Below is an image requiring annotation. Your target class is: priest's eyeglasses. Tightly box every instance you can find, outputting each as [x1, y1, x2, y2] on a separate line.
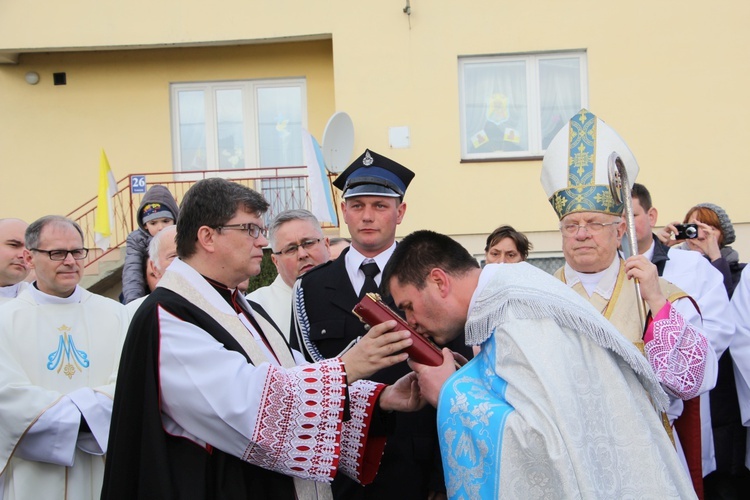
[273, 238, 322, 257]
[215, 222, 268, 239]
[30, 248, 89, 260]
[560, 221, 619, 237]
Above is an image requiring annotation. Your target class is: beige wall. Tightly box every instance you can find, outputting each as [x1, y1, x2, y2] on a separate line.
[1, 1, 749, 259]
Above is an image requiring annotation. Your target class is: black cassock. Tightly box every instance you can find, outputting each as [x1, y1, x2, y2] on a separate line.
[293, 248, 474, 499]
[102, 288, 296, 500]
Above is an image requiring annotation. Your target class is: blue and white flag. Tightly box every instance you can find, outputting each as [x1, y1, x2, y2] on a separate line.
[302, 129, 337, 223]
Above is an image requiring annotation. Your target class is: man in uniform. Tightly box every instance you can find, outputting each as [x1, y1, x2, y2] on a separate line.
[294, 149, 467, 498]
[540, 109, 718, 494]
[247, 209, 330, 341]
[0, 216, 129, 500]
[0, 218, 30, 303]
[102, 178, 424, 500]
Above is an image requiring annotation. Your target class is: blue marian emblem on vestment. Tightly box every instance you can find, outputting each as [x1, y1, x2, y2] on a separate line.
[47, 324, 89, 379]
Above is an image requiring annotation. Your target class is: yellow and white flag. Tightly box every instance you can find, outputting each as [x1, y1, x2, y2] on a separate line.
[94, 149, 118, 250]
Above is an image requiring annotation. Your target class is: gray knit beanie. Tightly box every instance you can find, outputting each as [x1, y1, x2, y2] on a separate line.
[695, 202, 735, 245]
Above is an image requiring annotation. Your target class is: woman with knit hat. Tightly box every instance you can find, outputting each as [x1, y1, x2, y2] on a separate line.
[661, 203, 750, 499]
[658, 202, 745, 297]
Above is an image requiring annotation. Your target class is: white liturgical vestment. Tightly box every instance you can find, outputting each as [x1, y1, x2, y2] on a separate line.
[645, 241, 734, 475]
[247, 274, 293, 341]
[0, 282, 27, 304]
[729, 266, 750, 468]
[0, 285, 129, 500]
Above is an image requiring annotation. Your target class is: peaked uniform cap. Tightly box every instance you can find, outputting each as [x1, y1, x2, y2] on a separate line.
[333, 149, 415, 199]
[541, 109, 639, 220]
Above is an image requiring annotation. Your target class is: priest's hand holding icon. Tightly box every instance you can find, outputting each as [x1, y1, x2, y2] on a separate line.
[340, 319, 412, 383]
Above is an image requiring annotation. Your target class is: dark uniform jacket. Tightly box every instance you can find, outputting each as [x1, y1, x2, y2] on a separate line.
[293, 247, 473, 499]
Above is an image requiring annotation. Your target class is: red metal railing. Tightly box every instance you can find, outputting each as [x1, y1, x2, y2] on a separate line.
[66, 167, 341, 268]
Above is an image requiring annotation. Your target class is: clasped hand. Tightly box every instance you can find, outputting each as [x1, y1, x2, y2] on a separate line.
[341, 320, 412, 383]
[408, 348, 462, 408]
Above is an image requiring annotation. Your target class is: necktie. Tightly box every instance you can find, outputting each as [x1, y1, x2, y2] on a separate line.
[231, 289, 279, 363]
[359, 261, 380, 298]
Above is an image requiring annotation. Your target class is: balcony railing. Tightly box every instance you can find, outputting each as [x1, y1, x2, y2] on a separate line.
[66, 166, 340, 268]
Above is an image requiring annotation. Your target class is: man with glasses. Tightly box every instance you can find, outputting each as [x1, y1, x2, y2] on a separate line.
[0, 215, 129, 500]
[247, 209, 330, 342]
[541, 109, 716, 495]
[103, 178, 424, 500]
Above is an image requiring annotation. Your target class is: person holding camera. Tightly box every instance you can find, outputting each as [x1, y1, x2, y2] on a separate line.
[660, 203, 750, 499]
[657, 202, 745, 298]
[631, 185, 746, 495]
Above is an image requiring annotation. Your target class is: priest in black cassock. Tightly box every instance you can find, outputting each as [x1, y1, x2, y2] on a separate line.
[102, 178, 424, 500]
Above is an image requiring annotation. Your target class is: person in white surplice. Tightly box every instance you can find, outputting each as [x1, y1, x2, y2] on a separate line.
[728, 266, 750, 484]
[0, 215, 130, 500]
[102, 178, 424, 500]
[247, 209, 331, 341]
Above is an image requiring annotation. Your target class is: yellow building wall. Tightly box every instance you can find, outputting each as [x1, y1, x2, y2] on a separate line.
[1, 1, 749, 258]
[0, 40, 335, 220]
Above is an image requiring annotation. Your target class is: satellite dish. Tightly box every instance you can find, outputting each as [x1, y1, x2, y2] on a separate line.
[322, 112, 355, 173]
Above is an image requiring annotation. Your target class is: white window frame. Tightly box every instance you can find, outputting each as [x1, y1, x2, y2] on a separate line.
[170, 78, 308, 175]
[458, 51, 588, 161]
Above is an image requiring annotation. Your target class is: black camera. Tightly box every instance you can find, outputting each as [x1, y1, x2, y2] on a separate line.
[674, 223, 698, 240]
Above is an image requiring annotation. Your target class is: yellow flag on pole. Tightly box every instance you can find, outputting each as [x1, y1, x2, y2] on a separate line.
[94, 149, 118, 250]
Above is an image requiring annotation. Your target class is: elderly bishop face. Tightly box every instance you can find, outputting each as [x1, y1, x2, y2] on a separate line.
[560, 212, 626, 273]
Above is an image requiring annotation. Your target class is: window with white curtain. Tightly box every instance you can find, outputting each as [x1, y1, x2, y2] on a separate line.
[170, 79, 307, 173]
[459, 51, 587, 161]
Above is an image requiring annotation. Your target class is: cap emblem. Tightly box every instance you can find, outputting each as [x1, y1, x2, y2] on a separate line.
[363, 151, 374, 166]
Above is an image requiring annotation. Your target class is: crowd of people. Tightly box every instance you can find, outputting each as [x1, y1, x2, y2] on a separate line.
[0, 108, 749, 500]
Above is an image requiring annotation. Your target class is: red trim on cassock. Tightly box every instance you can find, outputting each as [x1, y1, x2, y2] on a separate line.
[355, 384, 387, 485]
[674, 397, 704, 499]
[245, 360, 347, 481]
[338, 380, 388, 484]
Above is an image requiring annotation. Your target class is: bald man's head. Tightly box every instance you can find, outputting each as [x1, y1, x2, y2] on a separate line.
[0, 219, 29, 287]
